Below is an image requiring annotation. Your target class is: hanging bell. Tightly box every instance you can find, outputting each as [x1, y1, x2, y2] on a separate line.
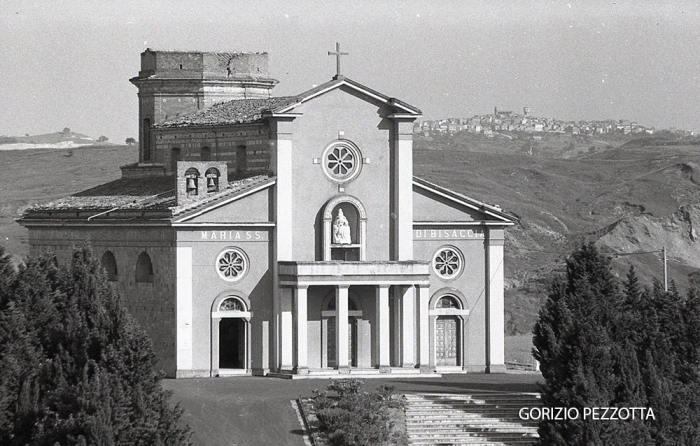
[186, 177, 196, 191]
[207, 176, 216, 191]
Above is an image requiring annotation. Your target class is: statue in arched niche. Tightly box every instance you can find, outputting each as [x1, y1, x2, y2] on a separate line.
[333, 209, 352, 244]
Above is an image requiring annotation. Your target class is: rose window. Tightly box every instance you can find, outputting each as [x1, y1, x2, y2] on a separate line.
[322, 141, 362, 182]
[216, 248, 248, 282]
[327, 147, 355, 175]
[433, 247, 464, 280]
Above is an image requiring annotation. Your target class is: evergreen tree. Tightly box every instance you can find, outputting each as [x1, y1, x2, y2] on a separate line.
[0, 247, 191, 445]
[534, 244, 700, 445]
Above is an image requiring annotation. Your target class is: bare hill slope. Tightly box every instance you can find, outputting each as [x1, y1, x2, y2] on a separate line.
[415, 135, 700, 334]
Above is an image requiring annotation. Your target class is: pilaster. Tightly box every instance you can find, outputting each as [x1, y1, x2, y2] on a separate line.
[176, 247, 193, 376]
[486, 228, 506, 373]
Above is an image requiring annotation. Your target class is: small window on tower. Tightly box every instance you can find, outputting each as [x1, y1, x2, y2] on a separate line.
[185, 168, 200, 196]
[205, 167, 221, 193]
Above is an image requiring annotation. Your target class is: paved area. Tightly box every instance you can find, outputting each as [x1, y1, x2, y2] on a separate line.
[162, 373, 542, 446]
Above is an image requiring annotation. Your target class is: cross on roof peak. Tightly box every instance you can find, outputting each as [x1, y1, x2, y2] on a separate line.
[328, 42, 349, 79]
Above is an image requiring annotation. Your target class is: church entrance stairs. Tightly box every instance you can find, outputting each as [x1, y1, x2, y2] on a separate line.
[404, 392, 541, 445]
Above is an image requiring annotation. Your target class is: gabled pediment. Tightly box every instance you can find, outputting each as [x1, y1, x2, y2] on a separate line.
[172, 177, 275, 224]
[265, 76, 422, 117]
[413, 177, 514, 225]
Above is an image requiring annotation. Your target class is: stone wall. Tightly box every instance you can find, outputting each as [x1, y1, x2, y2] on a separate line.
[154, 124, 271, 175]
[27, 225, 179, 376]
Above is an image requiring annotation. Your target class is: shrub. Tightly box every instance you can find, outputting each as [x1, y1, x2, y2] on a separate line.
[313, 379, 406, 446]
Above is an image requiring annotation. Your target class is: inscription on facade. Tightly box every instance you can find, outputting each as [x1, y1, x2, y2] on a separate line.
[177, 230, 270, 241]
[201, 230, 267, 241]
[414, 229, 485, 240]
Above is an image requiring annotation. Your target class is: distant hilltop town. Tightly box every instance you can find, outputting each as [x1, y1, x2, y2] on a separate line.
[415, 107, 695, 138]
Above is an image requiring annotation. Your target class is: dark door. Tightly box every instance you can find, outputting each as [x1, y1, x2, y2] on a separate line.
[219, 318, 245, 369]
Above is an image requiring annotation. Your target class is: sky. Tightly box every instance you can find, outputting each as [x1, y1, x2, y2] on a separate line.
[1, 0, 700, 143]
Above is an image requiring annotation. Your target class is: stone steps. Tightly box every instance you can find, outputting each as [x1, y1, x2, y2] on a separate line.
[404, 392, 542, 445]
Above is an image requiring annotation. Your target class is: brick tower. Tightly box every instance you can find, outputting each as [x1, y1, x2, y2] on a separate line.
[130, 49, 278, 164]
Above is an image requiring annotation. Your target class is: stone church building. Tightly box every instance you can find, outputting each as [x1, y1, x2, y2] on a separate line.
[19, 49, 514, 378]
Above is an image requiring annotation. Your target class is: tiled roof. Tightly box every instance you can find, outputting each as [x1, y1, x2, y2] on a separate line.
[24, 175, 274, 217]
[154, 76, 422, 130]
[25, 176, 176, 211]
[155, 97, 299, 128]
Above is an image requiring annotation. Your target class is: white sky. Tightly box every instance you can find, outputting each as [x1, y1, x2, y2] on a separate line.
[1, 0, 699, 142]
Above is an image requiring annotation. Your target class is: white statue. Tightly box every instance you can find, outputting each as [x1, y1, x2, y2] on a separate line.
[333, 209, 352, 244]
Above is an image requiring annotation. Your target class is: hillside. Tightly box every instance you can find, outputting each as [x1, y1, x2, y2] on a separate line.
[2, 134, 699, 342]
[0, 145, 137, 258]
[0, 130, 116, 150]
[415, 133, 700, 335]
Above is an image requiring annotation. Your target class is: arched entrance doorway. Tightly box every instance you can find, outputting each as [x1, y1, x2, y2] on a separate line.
[212, 296, 250, 375]
[432, 295, 466, 369]
[219, 318, 246, 369]
[436, 316, 460, 366]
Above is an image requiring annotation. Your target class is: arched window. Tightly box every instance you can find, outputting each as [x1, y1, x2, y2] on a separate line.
[201, 146, 211, 161]
[135, 252, 154, 283]
[101, 251, 118, 282]
[436, 295, 460, 309]
[170, 147, 181, 174]
[219, 297, 246, 312]
[205, 167, 221, 193]
[143, 118, 151, 162]
[185, 167, 200, 196]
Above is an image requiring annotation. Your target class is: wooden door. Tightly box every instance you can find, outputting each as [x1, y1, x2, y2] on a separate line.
[436, 317, 459, 366]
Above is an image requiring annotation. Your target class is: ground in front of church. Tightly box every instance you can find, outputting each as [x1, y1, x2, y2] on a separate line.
[163, 373, 542, 446]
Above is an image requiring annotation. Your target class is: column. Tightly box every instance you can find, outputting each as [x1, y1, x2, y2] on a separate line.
[375, 285, 391, 371]
[401, 285, 415, 367]
[335, 285, 349, 370]
[280, 287, 293, 370]
[293, 286, 308, 374]
[486, 228, 506, 373]
[417, 285, 431, 372]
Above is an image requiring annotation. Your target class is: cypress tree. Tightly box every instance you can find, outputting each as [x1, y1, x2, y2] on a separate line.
[0, 246, 191, 445]
[535, 244, 700, 445]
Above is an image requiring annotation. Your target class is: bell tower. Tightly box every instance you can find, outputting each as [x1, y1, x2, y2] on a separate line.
[130, 49, 278, 164]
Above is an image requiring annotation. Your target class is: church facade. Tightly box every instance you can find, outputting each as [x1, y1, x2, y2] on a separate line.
[19, 49, 514, 378]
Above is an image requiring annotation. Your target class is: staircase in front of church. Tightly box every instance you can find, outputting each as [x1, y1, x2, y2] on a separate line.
[404, 392, 541, 445]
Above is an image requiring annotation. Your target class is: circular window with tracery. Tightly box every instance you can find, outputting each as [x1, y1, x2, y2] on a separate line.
[433, 246, 464, 280]
[322, 140, 362, 183]
[216, 248, 249, 282]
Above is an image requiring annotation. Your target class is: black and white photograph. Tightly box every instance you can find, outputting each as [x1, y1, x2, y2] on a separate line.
[1, 1, 699, 445]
